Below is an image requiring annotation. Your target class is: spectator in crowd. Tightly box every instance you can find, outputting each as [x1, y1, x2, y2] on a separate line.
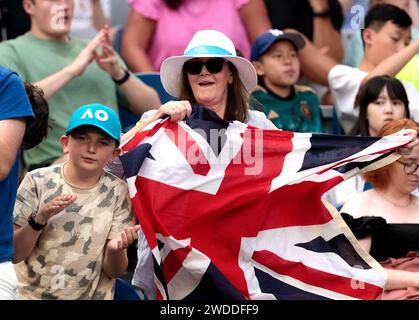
[13, 104, 140, 300]
[330, 4, 419, 132]
[121, 29, 277, 298]
[118, 29, 418, 299]
[121, 0, 271, 72]
[264, 0, 344, 62]
[250, 29, 325, 133]
[21, 82, 50, 151]
[323, 75, 413, 207]
[0, 67, 48, 299]
[0, 0, 160, 172]
[341, 0, 419, 70]
[341, 118, 419, 300]
[291, 4, 419, 133]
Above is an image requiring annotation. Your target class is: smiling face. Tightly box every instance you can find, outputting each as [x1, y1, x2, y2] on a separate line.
[23, 0, 74, 41]
[185, 58, 232, 118]
[60, 126, 119, 176]
[367, 86, 407, 136]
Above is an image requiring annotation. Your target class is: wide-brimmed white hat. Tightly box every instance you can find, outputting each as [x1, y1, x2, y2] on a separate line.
[160, 30, 257, 98]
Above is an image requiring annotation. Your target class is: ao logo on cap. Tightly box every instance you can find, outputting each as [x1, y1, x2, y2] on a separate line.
[81, 108, 109, 122]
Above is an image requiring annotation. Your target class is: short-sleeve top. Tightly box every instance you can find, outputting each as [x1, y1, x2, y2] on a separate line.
[13, 164, 135, 300]
[129, 0, 252, 70]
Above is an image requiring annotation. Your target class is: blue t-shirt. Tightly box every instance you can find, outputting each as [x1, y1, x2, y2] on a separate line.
[0, 66, 34, 263]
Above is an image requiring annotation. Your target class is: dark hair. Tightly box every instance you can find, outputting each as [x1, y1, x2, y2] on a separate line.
[178, 62, 249, 123]
[163, 0, 183, 10]
[22, 83, 50, 150]
[350, 75, 410, 136]
[361, 4, 412, 45]
[363, 118, 419, 189]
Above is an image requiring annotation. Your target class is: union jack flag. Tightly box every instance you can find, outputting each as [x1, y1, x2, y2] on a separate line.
[120, 107, 410, 300]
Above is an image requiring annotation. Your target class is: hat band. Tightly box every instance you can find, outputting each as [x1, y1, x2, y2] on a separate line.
[185, 45, 233, 57]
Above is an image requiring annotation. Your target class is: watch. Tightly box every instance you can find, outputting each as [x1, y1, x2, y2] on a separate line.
[27, 214, 47, 231]
[112, 67, 131, 85]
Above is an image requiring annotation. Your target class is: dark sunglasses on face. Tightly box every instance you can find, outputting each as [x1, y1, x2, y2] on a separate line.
[184, 58, 226, 75]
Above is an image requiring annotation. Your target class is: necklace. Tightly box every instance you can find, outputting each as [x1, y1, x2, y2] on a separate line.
[379, 192, 413, 208]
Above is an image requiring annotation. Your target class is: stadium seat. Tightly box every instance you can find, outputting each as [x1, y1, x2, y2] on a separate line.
[114, 277, 141, 300]
[119, 72, 176, 132]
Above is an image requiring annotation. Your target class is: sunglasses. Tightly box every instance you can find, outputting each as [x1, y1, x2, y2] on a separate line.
[184, 58, 227, 75]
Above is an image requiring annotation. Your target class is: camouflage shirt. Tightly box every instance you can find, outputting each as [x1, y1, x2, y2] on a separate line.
[13, 164, 135, 300]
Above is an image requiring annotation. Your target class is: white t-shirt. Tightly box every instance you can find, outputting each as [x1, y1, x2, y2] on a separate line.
[328, 65, 419, 133]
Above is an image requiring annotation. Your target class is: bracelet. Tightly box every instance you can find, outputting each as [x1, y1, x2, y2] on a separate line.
[112, 67, 130, 85]
[313, 9, 330, 18]
[135, 120, 146, 131]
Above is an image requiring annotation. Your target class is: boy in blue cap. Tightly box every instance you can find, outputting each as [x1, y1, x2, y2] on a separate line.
[13, 103, 140, 300]
[250, 29, 325, 133]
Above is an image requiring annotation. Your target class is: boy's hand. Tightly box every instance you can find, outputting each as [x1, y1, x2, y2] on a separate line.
[107, 225, 141, 252]
[36, 195, 77, 225]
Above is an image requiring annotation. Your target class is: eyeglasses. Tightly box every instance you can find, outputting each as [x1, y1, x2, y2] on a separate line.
[184, 58, 226, 75]
[397, 160, 419, 174]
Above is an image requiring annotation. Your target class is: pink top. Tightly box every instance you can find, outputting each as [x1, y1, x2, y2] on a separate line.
[129, 0, 251, 71]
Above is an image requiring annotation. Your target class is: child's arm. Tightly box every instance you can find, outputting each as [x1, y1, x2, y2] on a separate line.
[102, 225, 141, 279]
[13, 195, 76, 263]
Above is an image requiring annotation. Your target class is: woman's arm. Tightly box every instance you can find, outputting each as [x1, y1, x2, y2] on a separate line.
[239, 0, 271, 42]
[121, 9, 156, 72]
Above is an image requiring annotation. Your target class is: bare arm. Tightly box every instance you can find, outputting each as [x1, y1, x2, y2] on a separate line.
[102, 225, 140, 279]
[384, 269, 419, 290]
[309, 0, 344, 62]
[0, 119, 26, 180]
[90, 0, 110, 31]
[13, 195, 76, 263]
[354, 234, 419, 291]
[361, 39, 419, 86]
[338, 0, 354, 14]
[117, 76, 161, 114]
[286, 28, 338, 85]
[239, 0, 272, 42]
[13, 224, 44, 263]
[121, 9, 156, 72]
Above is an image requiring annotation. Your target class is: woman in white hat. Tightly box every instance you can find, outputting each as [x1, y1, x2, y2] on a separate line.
[131, 29, 277, 131]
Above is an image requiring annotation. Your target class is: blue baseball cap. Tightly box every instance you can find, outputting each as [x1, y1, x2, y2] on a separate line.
[250, 29, 305, 61]
[66, 104, 121, 145]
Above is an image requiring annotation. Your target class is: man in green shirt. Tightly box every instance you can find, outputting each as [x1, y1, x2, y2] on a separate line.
[0, 0, 160, 170]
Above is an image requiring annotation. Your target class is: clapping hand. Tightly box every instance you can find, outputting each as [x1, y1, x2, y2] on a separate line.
[106, 225, 141, 252]
[35, 195, 77, 225]
[95, 25, 124, 79]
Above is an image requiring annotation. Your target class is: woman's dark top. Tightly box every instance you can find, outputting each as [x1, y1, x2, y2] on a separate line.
[341, 213, 419, 262]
